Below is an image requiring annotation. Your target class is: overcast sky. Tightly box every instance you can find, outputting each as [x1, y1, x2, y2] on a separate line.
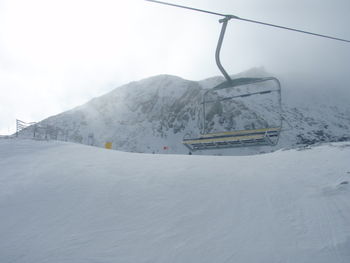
[1, 0, 349, 134]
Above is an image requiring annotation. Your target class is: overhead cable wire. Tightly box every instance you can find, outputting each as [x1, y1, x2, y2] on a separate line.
[145, 0, 232, 17]
[234, 17, 350, 43]
[145, 0, 350, 43]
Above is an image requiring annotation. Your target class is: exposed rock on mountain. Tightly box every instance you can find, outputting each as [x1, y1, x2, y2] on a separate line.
[19, 70, 350, 155]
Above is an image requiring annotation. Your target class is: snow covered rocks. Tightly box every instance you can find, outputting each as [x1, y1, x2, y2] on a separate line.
[16, 72, 350, 155]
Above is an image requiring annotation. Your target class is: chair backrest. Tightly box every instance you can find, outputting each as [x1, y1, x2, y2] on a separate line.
[202, 77, 282, 137]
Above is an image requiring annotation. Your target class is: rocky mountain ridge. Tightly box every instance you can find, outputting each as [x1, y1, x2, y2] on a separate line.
[18, 71, 350, 155]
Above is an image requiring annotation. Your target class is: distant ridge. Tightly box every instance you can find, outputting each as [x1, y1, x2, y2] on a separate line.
[18, 69, 350, 155]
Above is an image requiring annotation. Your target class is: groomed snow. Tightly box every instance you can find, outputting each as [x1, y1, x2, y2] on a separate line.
[0, 139, 350, 263]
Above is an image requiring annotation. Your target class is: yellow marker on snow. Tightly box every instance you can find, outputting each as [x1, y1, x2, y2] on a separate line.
[105, 142, 112, 149]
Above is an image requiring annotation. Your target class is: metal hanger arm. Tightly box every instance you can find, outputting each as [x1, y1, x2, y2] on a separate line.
[215, 17, 232, 83]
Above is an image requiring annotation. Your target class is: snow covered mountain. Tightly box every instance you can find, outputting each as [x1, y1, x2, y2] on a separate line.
[18, 69, 350, 154]
[1, 139, 350, 262]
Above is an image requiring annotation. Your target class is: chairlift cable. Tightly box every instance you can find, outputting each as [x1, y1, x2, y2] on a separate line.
[145, 0, 231, 17]
[145, 0, 350, 43]
[236, 17, 350, 43]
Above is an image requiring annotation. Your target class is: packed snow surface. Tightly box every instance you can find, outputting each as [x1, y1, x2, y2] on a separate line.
[1, 139, 350, 263]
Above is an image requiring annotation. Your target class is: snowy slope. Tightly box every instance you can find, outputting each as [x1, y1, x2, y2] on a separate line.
[1, 138, 350, 263]
[17, 70, 350, 155]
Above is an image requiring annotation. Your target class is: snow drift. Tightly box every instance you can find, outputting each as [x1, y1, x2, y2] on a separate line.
[1, 138, 350, 262]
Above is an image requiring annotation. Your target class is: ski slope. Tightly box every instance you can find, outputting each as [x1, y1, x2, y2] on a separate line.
[0, 139, 350, 263]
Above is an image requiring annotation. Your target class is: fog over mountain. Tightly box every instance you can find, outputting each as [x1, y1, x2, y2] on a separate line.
[18, 68, 350, 155]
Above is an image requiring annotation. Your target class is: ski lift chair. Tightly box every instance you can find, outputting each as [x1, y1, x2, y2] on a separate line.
[182, 16, 282, 151]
